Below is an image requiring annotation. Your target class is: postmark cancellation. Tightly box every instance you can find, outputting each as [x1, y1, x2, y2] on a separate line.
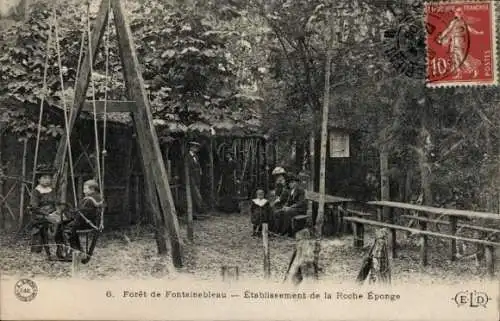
[425, 1, 498, 87]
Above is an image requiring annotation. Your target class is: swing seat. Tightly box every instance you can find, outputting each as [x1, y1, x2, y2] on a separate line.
[75, 227, 100, 264]
[76, 228, 95, 234]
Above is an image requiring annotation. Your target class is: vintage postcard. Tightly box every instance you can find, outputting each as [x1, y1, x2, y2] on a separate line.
[0, 0, 499, 320]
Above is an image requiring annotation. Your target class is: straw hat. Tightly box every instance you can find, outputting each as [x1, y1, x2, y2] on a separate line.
[272, 166, 286, 176]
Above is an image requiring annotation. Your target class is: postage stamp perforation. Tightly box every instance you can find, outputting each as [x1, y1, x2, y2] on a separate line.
[424, 0, 498, 87]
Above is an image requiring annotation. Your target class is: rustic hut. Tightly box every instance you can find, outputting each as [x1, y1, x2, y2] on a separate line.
[155, 115, 271, 215]
[0, 99, 137, 230]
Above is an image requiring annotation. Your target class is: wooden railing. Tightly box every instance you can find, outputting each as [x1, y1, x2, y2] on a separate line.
[304, 191, 499, 277]
[340, 200, 500, 278]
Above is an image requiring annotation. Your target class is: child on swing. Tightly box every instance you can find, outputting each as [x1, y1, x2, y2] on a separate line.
[69, 179, 104, 251]
[250, 189, 272, 236]
[29, 166, 60, 256]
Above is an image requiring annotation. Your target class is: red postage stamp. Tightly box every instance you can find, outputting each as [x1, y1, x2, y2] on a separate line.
[425, 1, 497, 87]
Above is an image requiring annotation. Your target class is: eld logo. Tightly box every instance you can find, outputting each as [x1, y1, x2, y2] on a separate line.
[452, 290, 491, 308]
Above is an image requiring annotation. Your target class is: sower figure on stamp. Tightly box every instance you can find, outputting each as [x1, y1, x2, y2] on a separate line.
[437, 7, 484, 79]
[187, 141, 206, 217]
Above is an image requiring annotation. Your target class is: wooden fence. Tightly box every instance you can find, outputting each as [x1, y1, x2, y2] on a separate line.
[307, 191, 500, 278]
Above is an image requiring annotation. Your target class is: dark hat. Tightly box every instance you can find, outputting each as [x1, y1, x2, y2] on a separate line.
[287, 173, 300, 182]
[36, 164, 55, 175]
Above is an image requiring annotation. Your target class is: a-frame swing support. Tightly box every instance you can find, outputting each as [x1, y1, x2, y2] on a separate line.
[52, 0, 183, 268]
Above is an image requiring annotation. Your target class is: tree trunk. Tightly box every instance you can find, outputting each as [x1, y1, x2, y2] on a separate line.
[417, 125, 432, 266]
[18, 138, 28, 230]
[0, 132, 4, 230]
[314, 22, 334, 237]
[484, 125, 493, 211]
[404, 169, 412, 203]
[380, 147, 390, 219]
[285, 229, 318, 284]
[184, 143, 194, 242]
[208, 138, 215, 209]
[307, 133, 315, 221]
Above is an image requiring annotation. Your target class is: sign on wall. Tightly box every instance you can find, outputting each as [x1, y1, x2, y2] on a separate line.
[329, 130, 350, 158]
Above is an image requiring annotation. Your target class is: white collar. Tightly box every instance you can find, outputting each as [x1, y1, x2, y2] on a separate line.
[35, 185, 52, 194]
[252, 198, 268, 206]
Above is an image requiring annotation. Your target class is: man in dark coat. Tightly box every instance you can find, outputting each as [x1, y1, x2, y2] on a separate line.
[275, 174, 307, 237]
[218, 152, 239, 212]
[187, 141, 205, 215]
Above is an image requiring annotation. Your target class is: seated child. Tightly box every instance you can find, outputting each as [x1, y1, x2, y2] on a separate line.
[69, 179, 105, 251]
[250, 189, 272, 236]
[29, 169, 58, 255]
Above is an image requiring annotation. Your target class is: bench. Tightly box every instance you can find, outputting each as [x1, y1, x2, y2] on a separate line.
[292, 215, 309, 234]
[343, 216, 500, 277]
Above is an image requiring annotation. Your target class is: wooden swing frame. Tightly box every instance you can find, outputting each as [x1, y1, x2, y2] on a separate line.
[51, 0, 183, 267]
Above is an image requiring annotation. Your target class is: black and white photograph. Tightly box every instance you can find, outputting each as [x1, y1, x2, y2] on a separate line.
[0, 0, 498, 320]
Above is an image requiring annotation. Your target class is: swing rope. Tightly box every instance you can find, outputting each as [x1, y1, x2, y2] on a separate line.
[53, 6, 79, 207]
[85, 0, 103, 193]
[31, 19, 54, 186]
[100, 0, 111, 198]
[86, 0, 109, 230]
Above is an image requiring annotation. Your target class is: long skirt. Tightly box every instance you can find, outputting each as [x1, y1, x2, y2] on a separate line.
[274, 208, 305, 236]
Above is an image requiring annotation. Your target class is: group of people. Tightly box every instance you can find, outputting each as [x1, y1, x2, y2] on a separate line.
[250, 167, 307, 238]
[29, 166, 104, 260]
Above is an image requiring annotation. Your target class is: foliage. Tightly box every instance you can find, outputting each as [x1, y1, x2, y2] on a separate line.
[0, 0, 261, 141]
[252, 0, 500, 210]
[1, 0, 499, 210]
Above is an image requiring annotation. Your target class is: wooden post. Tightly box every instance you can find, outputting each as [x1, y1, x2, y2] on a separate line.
[353, 222, 364, 248]
[263, 140, 269, 193]
[0, 132, 4, 230]
[18, 138, 28, 229]
[380, 148, 390, 221]
[77, 175, 83, 200]
[72, 251, 81, 277]
[53, 0, 110, 184]
[208, 138, 215, 209]
[449, 216, 457, 261]
[143, 164, 169, 254]
[112, 0, 182, 267]
[484, 245, 494, 278]
[387, 207, 396, 258]
[315, 19, 335, 238]
[184, 143, 194, 242]
[419, 219, 428, 266]
[307, 133, 315, 222]
[220, 266, 239, 281]
[262, 223, 270, 279]
[285, 229, 318, 284]
[134, 174, 140, 222]
[61, 163, 69, 207]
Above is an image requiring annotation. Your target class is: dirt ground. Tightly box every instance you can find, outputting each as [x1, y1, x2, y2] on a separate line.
[1, 212, 498, 283]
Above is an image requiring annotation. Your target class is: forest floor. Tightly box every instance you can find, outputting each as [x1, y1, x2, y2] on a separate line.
[1, 212, 498, 283]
